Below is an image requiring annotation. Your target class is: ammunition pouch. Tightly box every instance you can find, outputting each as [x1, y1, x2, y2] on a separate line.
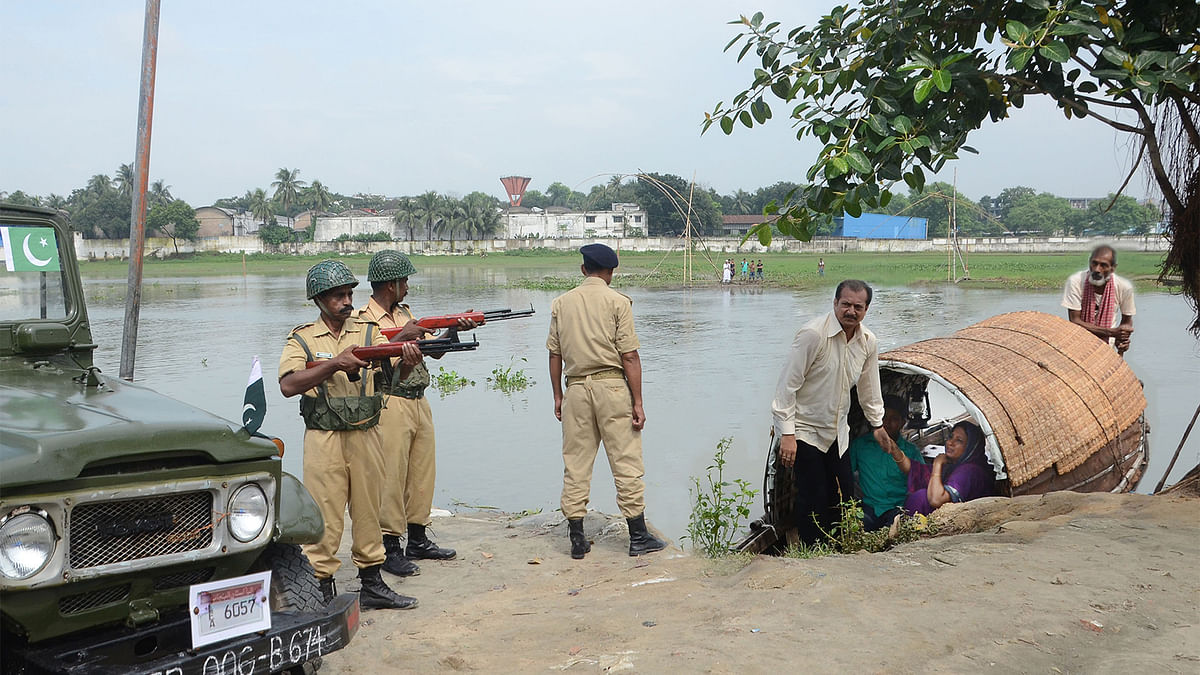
[299, 393, 383, 431]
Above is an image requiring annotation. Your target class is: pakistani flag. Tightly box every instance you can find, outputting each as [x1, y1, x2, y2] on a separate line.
[2, 226, 61, 272]
[242, 356, 266, 435]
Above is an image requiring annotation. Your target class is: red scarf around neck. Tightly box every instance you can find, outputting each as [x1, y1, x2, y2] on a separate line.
[1080, 271, 1117, 329]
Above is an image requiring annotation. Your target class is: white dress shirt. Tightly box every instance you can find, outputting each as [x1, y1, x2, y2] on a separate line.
[771, 311, 885, 456]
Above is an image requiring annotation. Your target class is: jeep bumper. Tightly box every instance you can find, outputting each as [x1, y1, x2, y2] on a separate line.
[12, 593, 359, 675]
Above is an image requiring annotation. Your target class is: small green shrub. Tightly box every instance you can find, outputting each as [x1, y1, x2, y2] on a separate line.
[784, 500, 939, 558]
[685, 438, 759, 558]
[431, 366, 474, 396]
[487, 357, 532, 393]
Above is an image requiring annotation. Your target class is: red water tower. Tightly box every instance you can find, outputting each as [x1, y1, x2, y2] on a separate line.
[500, 176, 532, 207]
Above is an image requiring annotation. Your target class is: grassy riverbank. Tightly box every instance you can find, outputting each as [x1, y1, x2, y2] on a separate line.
[78, 249, 1169, 291]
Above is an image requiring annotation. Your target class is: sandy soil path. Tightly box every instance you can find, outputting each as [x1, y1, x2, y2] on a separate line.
[318, 491, 1199, 673]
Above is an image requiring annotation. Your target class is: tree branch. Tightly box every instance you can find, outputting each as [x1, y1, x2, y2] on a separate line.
[1074, 94, 1137, 110]
[1125, 91, 1185, 214]
[1172, 96, 1200, 151]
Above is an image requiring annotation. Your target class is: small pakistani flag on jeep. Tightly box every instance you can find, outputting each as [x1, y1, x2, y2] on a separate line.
[1, 226, 61, 272]
[242, 356, 266, 435]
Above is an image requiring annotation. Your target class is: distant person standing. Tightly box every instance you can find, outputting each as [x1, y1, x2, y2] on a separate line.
[741, 258, 750, 280]
[547, 243, 667, 559]
[1061, 245, 1135, 354]
[722, 259, 733, 284]
[756, 259, 764, 281]
[818, 257, 825, 277]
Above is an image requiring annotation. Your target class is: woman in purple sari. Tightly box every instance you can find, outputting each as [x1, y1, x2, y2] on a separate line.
[902, 420, 994, 515]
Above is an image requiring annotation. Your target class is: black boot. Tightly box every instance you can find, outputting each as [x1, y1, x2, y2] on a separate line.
[406, 523, 456, 560]
[568, 518, 590, 560]
[627, 513, 667, 557]
[318, 576, 337, 604]
[382, 534, 421, 577]
[357, 564, 418, 610]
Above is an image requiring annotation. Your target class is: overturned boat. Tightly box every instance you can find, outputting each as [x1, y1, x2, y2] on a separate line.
[738, 311, 1149, 554]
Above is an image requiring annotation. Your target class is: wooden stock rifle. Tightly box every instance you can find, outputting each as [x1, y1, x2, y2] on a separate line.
[304, 335, 479, 371]
[380, 306, 535, 339]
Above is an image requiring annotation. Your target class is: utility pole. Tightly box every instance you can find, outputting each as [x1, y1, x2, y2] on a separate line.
[119, 0, 161, 381]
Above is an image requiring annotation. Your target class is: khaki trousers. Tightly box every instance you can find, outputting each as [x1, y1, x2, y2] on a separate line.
[301, 426, 386, 577]
[560, 376, 646, 519]
[378, 395, 437, 533]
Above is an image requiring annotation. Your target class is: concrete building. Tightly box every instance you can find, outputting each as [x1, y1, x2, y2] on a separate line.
[195, 207, 294, 237]
[502, 203, 646, 238]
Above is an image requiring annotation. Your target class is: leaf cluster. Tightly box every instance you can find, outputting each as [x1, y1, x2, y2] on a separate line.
[486, 357, 532, 393]
[705, 1, 1199, 246]
[431, 366, 474, 397]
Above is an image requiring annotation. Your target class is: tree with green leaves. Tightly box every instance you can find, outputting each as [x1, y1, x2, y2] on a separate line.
[147, 199, 200, 254]
[413, 191, 442, 241]
[1007, 191, 1076, 234]
[635, 172, 723, 236]
[86, 174, 112, 196]
[271, 168, 306, 215]
[114, 163, 135, 198]
[392, 198, 418, 241]
[249, 188, 274, 228]
[436, 195, 465, 250]
[461, 191, 502, 240]
[148, 180, 173, 207]
[305, 179, 332, 213]
[707, 1, 1198, 331]
[1084, 193, 1162, 233]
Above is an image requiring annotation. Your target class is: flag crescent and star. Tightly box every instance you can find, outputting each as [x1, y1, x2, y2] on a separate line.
[242, 356, 266, 435]
[2, 226, 61, 272]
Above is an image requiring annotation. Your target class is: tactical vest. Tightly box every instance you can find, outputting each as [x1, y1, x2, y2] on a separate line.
[290, 326, 383, 431]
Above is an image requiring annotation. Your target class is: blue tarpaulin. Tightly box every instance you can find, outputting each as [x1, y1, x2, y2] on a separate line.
[833, 213, 927, 239]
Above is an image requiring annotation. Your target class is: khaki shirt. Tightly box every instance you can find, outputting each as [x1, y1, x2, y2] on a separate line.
[278, 315, 386, 398]
[770, 311, 884, 456]
[546, 276, 639, 376]
[357, 297, 430, 388]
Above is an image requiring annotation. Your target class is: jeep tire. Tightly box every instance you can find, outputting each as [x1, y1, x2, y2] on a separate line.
[253, 543, 324, 674]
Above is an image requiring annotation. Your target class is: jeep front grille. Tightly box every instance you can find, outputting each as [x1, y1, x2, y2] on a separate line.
[154, 567, 215, 591]
[69, 492, 214, 569]
[59, 584, 131, 615]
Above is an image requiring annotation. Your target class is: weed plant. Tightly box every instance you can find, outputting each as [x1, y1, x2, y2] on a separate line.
[487, 357, 532, 393]
[685, 438, 759, 558]
[781, 500, 937, 558]
[431, 366, 474, 396]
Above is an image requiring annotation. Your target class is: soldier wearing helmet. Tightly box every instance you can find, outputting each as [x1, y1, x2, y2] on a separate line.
[358, 250, 474, 575]
[279, 259, 422, 610]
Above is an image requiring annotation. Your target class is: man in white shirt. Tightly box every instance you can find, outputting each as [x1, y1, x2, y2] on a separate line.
[771, 280, 898, 545]
[1061, 245, 1135, 354]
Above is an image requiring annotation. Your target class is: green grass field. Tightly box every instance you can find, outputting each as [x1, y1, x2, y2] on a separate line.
[78, 248, 1169, 292]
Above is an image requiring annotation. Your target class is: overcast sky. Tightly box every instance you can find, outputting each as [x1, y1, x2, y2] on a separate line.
[2, 1, 1153, 208]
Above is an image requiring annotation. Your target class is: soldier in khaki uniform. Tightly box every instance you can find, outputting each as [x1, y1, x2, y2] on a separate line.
[357, 251, 466, 578]
[547, 244, 667, 559]
[278, 260, 420, 610]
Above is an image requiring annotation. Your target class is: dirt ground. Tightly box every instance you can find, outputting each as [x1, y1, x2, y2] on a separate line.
[319, 491, 1199, 674]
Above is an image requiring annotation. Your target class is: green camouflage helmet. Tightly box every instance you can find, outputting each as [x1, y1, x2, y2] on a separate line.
[306, 259, 359, 299]
[367, 250, 417, 282]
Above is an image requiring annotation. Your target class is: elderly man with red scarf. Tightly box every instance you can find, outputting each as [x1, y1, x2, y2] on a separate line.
[1061, 245, 1136, 354]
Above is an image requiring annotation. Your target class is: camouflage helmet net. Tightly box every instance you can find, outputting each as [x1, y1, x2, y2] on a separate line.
[367, 250, 417, 282]
[306, 259, 359, 299]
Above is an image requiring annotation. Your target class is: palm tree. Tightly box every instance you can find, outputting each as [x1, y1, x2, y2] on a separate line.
[45, 193, 67, 209]
[392, 198, 418, 241]
[249, 188, 274, 227]
[271, 168, 306, 215]
[114, 163, 135, 197]
[462, 192, 501, 240]
[86, 174, 112, 196]
[412, 191, 441, 242]
[435, 197, 465, 251]
[305, 179, 332, 213]
[731, 189, 753, 215]
[148, 180, 173, 207]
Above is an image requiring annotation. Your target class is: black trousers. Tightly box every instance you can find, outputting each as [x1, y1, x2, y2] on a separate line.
[791, 439, 852, 546]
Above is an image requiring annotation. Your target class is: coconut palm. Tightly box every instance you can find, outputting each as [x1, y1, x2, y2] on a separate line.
[86, 174, 112, 196]
[114, 163, 135, 197]
[45, 194, 68, 209]
[249, 188, 274, 227]
[436, 197, 466, 251]
[305, 179, 332, 213]
[271, 168, 306, 215]
[392, 198, 418, 241]
[462, 192, 501, 240]
[412, 191, 441, 242]
[148, 180, 173, 207]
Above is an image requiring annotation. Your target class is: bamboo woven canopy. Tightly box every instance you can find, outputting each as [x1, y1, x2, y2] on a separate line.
[879, 311, 1146, 489]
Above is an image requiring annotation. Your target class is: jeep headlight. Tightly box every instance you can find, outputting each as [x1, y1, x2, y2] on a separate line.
[0, 510, 56, 580]
[228, 484, 269, 542]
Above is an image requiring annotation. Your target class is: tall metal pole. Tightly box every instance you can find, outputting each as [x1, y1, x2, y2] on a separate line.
[119, 0, 161, 381]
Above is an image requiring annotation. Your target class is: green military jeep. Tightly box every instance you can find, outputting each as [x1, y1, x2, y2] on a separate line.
[0, 204, 358, 674]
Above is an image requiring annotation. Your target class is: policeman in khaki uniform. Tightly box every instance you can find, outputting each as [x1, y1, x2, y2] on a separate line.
[278, 260, 420, 610]
[547, 244, 667, 559]
[357, 251, 466, 578]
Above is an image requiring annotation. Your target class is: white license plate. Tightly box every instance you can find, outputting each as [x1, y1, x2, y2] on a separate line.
[189, 570, 273, 648]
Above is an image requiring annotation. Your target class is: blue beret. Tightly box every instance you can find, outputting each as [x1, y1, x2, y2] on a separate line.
[580, 243, 619, 269]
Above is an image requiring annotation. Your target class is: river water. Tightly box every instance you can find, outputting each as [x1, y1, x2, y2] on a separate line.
[82, 267, 1199, 542]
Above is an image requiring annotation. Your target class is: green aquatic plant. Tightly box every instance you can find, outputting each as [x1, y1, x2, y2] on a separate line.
[487, 358, 532, 393]
[431, 366, 474, 396]
[784, 500, 939, 558]
[685, 437, 759, 558]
